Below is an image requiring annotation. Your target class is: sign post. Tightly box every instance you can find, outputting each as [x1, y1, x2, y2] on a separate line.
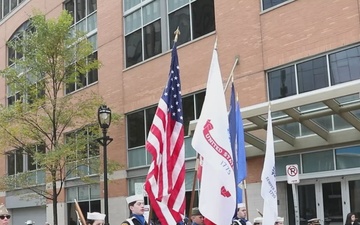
[286, 164, 300, 225]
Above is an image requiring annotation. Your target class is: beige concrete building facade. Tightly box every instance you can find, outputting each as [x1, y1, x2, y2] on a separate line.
[1, 0, 360, 225]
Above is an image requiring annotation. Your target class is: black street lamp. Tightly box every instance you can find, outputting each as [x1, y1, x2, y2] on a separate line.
[97, 105, 113, 225]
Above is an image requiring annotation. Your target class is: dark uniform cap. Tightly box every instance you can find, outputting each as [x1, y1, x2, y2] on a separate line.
[192, 207, 202, 216]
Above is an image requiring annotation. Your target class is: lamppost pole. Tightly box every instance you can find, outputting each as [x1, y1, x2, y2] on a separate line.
[97, 105, 113, 225]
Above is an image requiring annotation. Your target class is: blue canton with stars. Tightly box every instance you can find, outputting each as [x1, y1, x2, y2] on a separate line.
[162, 44, 183, 123]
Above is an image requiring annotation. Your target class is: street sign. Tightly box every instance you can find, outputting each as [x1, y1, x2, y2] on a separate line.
[286, 164, 300, 184]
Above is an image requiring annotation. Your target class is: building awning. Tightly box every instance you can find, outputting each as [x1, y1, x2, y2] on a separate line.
[189, 80, 360, 157]
[242, 80, 360, 157]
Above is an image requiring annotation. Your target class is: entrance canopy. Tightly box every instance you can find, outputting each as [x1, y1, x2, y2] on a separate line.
[242, 80, 360, 157]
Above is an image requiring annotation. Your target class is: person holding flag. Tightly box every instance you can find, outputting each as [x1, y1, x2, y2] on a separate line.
[232, 203, 252, 225]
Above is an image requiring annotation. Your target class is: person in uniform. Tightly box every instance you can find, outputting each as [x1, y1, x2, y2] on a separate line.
[253, 217, 263, 225]
[25, 220, 35, 225]
[190, 208, 204, 225]
[87, 212, 106, 225]
[275, 217, 284, 225]
[0, 204, 11, 225]
[121, 195, 147, 225]
[308, 218, 321, 225]
[232, 203, 252, 225]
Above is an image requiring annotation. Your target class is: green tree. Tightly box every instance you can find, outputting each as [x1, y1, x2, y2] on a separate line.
[0, 11, 118, 225]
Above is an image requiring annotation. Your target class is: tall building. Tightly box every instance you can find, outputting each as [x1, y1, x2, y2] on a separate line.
[0, 0, 360, 225]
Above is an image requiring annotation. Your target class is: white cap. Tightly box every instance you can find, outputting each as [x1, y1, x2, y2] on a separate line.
[126, 194, 144, 204]
[237, 203, 246, 208]
[25, 220, 35, 225]
[254, 217, 263, 223]
[87, 212, 106, 221]
[276, 217, 284, 222]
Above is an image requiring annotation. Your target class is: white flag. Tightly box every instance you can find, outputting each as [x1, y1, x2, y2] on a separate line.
[261, 108, 278, 225]
[191, 44, 236, 225]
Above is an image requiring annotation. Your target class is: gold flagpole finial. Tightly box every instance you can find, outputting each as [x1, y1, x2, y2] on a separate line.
[174, 27, 181, 43]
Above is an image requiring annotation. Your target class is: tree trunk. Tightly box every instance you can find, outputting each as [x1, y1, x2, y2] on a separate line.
[52, 171, 58, 225]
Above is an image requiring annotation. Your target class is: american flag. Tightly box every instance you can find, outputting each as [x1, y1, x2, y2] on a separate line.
[145, 43, 185, 224]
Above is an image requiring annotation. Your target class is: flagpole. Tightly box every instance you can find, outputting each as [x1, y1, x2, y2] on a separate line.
[189, 153, 200, 218]
[223, 56, 239, 92]
[243, 180, 249, 219]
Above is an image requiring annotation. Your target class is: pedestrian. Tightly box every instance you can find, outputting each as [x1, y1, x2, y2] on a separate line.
[232, 203, 252, 225]
[87, 212, 106, 225]
[275, 217, 284, 225]
[121, 195, 147, 225]
[308, 218, 321, 225]
[190, 208, 204, 225]
[0, 204, 11, 225]
[253, 217, 263, 225]
[345, 213, 359, 225]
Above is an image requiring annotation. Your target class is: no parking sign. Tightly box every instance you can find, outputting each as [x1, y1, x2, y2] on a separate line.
[286, 164, 300, 184]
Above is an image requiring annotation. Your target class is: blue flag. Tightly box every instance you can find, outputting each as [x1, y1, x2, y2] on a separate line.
[229, 83, 247, 205]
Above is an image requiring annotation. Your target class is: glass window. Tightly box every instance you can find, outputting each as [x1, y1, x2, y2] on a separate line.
[329, 46, 360, 85]
[297, 56, 328, 94]
[1, 0, 26, 21]
[168, 6, 191, 47]
[67, 186, 100, 225]
[191, 0, 215, 40]
[302, 150, 334, 173]
[65, 126, 100, 178]
[7, 152, 15, 175]
[336, 146, 360, 170]
[127, 111, 145, 148]
[65, 0, 97, 33]
[124, 0, 215, 68]
[262, 0, 289, 10]
[127, 91, 205, 168]
[275, 155, 300, 176]
[144, 20, 162, 60]
[268, 66, 297, 100]
[125, 29, 142, 68]
[65, 47, 98, 94]
[183, 95, 195, 136]
[128, 148, 146, 168]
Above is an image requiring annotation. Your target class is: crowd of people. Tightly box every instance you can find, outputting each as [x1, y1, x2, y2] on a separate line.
[1, 198, 359, 225]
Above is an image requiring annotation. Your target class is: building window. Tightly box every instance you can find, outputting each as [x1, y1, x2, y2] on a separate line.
[66, 126, 99, 179]
[65, 49, 98, 94]
[0, 0, 26, 21]
[6, 144, 46, 187]
[64, 0, 98, 94]
[329, 46, 360, 85]
[126, 91, 205, 168]
[67, 184, 100, 225]
[262, 0, 289, 11]
[268, 45, 360, 101]
[124, 0, 215, 68]
[64, 0, 97, 34]
[6, 21, 38, 107]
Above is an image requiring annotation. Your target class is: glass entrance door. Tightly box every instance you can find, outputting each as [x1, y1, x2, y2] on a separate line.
[297, 179, 345, 225]
[322, 182, 343, 225]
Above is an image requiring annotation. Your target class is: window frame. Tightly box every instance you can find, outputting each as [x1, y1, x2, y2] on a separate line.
[123, 0, 215, 68]
[126, 90, 205, 168]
